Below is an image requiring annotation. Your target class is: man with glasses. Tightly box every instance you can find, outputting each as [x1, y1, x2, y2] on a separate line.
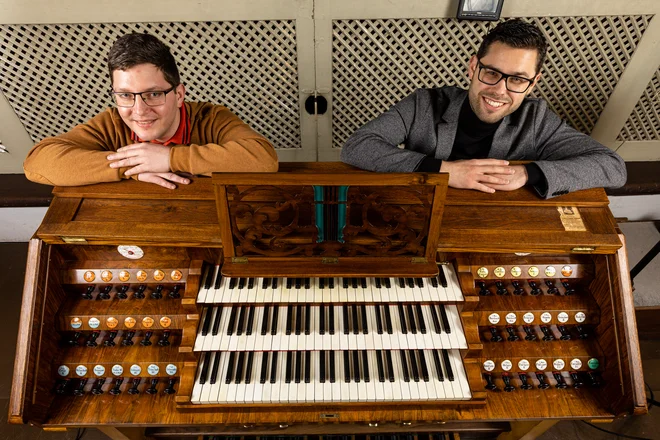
[24, 33, 278, 189]
[341, 19, 626, 197]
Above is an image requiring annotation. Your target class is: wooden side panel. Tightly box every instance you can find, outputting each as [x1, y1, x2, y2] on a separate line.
[9, 239, 52, 424]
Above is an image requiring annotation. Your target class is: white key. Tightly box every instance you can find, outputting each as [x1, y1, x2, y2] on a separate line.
[391, 351, 405, 401]
[391, 305, 406, 350]
[338, 278, 349, 303]
[287, 352, 298, 403]
[210, 269, 227, 303]
[271, 352, 283, 403]
[246, 278, 258, 303]
[304, 278, 315, 304]
[380, 351, 394, 401]
[202, 307, 219, 351]
[447, 305, 467, 349]
[295, 352, 307, 402]
[227, 352, 240, 403]
[366, 350, 379, 401]
[403, 351, 420, 401]
[449, 349, 471, 399]
[260, 306, 274, 352]
[356, 351, 368, 401]
[444, 264, 464, 301]
[354, 278, 366, 303]
[429, 349, 446, 400]
[347, 306, 358, 351]
[419, 350, 438, 400]
[319, 351, 331, 402]
[438, 350, 455, 399]
[260, 352, 272, 403]
[356, 306, 367, 351]
[194, 307, 210, 351]
[271, 278, 282, 303]
[196, 265, 215, 303]
[411, 279, 423, 303]
[368, 278, 381, 303]
[329, 278, 340, 303]
[393, 278, 408, 302]
[280, 278, 293, 304]
[262, 278, 274, 303]
[216, 351, 232, 403]
[420, 306, 437, 349]
[190, 352, 209, 403]
[338, 351, 350, 402]
[365, 306, 379, 350]
[255, 277, 266, 304]
[247, 352, 260, 403]
[413, 350, 429, 400]
[271, 306, 284, 352]
[419, 277, 432, 302]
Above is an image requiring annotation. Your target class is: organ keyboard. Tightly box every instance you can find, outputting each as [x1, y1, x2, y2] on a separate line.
[10, 163, 646, 440]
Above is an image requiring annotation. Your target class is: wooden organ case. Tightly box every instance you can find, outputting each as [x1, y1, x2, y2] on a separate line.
[10, 163, 646, 439]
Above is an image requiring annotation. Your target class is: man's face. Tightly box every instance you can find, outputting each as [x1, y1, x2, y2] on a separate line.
[467, 41, 541, 124]
[112, 63, 185, 142]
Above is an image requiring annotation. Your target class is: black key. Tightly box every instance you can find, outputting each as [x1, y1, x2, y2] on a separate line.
[375, 277, 382, 288]
[262, 277, 270, 289]
[286, 305, 294, 335]
[245, 352, 254, 384]
[384, 306, 393, 334]
[352, 305, 359, 335]
[211, 306, 223, 336]
[400, 351, 410, 382]
[199, 351, 212, 385]
[385, 351, 395, 382]
[227, 306, 238, 336]
[261, 304, 270, 336]
[329, 305, 335, 335]
[342, 305, 350, 335]
[213, 270, 224, 289]
[415, 304, 426, 334]
[361, 305, 369, 334]
[225, 352, 236, 384]
[438, 266, 448, 288]
[272, 277, 278, 289]
[201, 307, 214, 336]
[398, 304, 408, 334]
[229, 277, 237, 289]
[238, 277, 246, 289]
[406, 278, 415, 288]
[362, 351, 370, 383]
[286, 278, 293, 289]
[260, 352, 269, 384]
[305, 351, 311, 383]
[210, 352, 221, 385]
[269, 352, 278, 384]
[329, 350, 336, 383]
[418, 350, 430, 382]
[352, 350, 361, 383]
[406, 304, 417, 334]
[247, 277, 255, 289]
[432, 350, 444, 381]
[319, 278, 325, 289]
[409, 350, 420, 382]
[246, 306, 255, 336]
[271, 306, 279, 335]
[285, 351, 293, 383]
[320, 304, 326, 335]
[295, 351, 302, 384]
[384, 278, 391, 289]
[235, 352, 245, 384]
[360, 277, 367, 288]
[203, 264, 214, 290]
[375, 304, 383, 334]
[295, 305, 303, 336]
[415, 278, 424, 288]
[398, 277, 405, 288]
[320, 350, 326, 383]
[236, 306, 247, 336]
[328, 278, 335, 289]
[442, 349, 454, 381]
[295, 277, 302, 289]
[376, 350, 385, 382]
[439, 305, 452, 333]
[351, 277, 358, 289]
[430, 276, 438, 288]
[305, 278, 311, 290]
[343, 351, 351, 383]
[430, 304, 442, 334]
[305, 304, 311, 335]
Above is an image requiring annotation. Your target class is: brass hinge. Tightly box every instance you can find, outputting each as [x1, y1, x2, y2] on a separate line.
[321, 257, 338, 264]
[411, 257, 428, 263]
[231, 257, 248, 263]
[571, 247, 596, 253]
[60, 236, 87, 244]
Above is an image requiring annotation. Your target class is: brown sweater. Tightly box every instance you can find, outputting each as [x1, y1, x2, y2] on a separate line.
[23, 102, 278, 186]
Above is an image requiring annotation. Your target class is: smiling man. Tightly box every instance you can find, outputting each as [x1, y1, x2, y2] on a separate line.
[24, 33, 278, 189]
[340, 19, 626, 198]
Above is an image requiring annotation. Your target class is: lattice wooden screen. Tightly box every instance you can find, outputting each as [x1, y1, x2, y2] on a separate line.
[332, 16, 653, 149]
[0, 21, 300, 149]
[618, 69, 660, 141]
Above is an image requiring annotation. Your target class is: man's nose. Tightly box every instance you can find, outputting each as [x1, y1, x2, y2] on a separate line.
[133, 95, 150, 113]
[491, 77, 508, 94]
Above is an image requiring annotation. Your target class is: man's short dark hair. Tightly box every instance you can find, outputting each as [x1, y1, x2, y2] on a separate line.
[107, 33, 181, 87]
[476, 19, 548, 74]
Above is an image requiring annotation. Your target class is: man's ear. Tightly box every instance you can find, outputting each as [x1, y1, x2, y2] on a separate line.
[175, 84, 186, 107]
[467, 55, 478, 80]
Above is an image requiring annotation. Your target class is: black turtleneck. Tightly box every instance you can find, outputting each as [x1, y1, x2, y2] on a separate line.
[415, 98, 543, 188]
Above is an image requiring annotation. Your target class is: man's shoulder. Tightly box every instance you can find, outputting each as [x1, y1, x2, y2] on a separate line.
[185, 101, 235, 119]
[410, 86, 466, 102]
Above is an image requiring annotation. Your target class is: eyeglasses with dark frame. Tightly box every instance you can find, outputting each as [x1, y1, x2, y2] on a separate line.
[476, 61, 536, 93]
[111, 86, 177, 108]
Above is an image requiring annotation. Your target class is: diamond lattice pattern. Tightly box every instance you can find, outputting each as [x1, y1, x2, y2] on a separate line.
[0, 21, 300, 149]
[618, 69, 660, 141]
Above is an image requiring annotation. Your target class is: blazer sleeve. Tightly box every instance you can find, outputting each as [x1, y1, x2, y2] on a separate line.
[169, 105, 278, 175]
[340, 90, 431, 172]
[23, 110, 129, 186]
[531, 103, 627, 198]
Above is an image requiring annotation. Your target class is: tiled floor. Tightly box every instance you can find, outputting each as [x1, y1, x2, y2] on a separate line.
[1, 222, 658, 440]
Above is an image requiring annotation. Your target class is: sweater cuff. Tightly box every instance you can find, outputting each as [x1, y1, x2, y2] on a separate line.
[525, 162, 548, 193]
[416, 157, 443, 172]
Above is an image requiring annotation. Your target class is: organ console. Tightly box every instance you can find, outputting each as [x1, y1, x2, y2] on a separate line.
[9, 163, 646, 439]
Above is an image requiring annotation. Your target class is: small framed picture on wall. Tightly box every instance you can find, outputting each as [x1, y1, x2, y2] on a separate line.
[457, 0, 504, 21]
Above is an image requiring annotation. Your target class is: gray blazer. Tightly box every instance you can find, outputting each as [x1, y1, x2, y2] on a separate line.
[341, 87, 627, 198]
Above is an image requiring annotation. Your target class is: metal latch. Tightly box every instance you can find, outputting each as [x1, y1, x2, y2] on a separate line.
[61, 236, 87, 244]
[231, 257, 248, 263]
